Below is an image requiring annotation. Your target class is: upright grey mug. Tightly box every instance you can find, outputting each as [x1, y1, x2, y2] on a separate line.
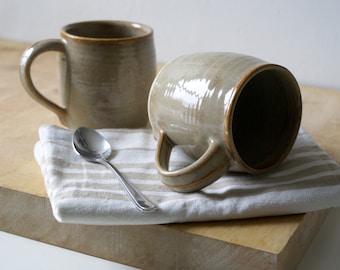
[20, 20, 156, 129]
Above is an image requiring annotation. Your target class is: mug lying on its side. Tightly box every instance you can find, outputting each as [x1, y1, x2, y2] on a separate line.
[148, 52, 302, 192]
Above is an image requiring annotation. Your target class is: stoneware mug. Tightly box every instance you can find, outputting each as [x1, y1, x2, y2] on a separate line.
[20, 20, 156, 129]
[148, 52, 302, 192]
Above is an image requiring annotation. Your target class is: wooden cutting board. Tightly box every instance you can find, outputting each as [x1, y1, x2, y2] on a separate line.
[1, 39, 339, 270]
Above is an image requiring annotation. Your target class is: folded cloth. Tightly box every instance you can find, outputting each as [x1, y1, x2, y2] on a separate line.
[34, 125, 340, 225]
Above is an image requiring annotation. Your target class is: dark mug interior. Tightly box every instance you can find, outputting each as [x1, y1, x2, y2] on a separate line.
[229, 65, 302, 173]
[62, 21, 152, 40]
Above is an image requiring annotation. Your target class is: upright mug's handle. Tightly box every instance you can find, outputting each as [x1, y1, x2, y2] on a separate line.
[20, 39, 67, 123]
[156, 130, 230, 192]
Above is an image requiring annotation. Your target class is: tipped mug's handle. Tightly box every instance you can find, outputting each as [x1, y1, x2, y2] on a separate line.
[155, 130, 230, 192]
[20, 39, 67, 123]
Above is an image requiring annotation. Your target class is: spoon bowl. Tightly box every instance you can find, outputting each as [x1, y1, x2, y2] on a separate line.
[73, 127, 157, 212]
[73, 128, 112, 160]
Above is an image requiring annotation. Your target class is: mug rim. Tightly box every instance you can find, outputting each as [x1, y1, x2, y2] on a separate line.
[225, 63, 302, 174]
[60, 20, 153, 43]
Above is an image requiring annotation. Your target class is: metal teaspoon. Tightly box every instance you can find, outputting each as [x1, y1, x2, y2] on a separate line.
[72, 127, 157, 212]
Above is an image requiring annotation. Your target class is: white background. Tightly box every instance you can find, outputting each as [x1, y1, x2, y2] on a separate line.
[1, 0, 340, 89]
[1, 1, 339, 269]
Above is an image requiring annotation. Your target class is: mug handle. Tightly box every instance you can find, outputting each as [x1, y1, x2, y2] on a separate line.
[156, 130, 230, 192]
[20, 39, 67, 122]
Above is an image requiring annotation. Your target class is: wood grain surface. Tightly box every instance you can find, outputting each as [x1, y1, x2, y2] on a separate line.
[1, 39, 339, 270]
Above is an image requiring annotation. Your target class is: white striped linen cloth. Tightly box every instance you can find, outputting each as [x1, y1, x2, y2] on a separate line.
[34, 125, 340, 225]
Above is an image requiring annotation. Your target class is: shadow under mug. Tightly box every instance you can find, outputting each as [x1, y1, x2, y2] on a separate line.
[20, 20, 156, 129]
[148, 52, 302, 192]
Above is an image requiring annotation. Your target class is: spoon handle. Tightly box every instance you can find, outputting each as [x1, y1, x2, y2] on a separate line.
[98, 159, 157, 212]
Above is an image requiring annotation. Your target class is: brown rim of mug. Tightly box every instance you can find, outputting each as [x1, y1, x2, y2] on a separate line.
[60, 20, 153, 43]
[224, 63, 302, 174]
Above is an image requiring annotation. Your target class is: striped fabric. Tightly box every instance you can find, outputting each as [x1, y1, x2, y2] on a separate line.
[34, 125, 340, 225]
